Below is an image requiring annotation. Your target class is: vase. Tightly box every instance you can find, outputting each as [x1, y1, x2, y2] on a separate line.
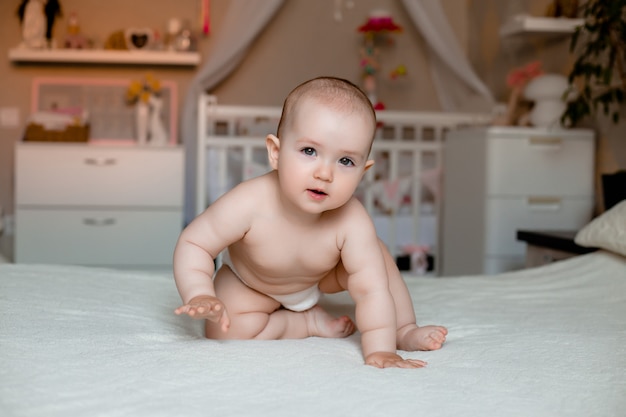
[147, 95, 168, 146]
[135, 101, 149, 145]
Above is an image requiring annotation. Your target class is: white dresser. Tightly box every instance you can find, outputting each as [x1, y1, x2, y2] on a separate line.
[15, 143, 184, 268]
[440, 127, 594, 276]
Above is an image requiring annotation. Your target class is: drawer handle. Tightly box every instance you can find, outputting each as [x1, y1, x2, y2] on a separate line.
[527, 196, 562, 211]
[528, 137, 562, 147]
[84, 157, 117, 166]
[83, 218, 116, 226]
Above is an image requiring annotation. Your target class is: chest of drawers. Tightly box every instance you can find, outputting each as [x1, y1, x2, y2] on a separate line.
[440, 127, 594, 275]
[15, 143, 184, 268]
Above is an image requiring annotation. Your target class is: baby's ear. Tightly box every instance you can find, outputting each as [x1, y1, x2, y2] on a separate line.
[266, 134, 280, 170]
[364, 159, 375, 172]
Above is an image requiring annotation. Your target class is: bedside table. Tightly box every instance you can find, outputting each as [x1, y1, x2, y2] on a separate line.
[516, 230, 596, 268]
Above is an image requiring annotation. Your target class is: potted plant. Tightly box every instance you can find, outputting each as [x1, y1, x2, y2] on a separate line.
[562, 0, 625, 126]
[562, 0, 626, 209]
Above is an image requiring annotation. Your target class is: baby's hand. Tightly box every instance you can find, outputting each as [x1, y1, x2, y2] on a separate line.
[174, 295, 230, 332]
[365, 351, 427, 369]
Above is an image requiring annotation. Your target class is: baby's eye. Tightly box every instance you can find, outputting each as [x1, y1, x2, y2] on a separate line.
[301, 147, 316, 156]
[339, 157, 355, 167]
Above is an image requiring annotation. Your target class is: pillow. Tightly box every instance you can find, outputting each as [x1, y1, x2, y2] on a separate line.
[575, 200, 626, 257]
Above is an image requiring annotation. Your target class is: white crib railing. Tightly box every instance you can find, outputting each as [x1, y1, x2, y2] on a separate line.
[196, 93, 491, 272]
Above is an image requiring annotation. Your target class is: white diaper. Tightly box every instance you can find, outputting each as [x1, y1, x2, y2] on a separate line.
[267, 286, 322, 312]
[220, 249, 322, 312]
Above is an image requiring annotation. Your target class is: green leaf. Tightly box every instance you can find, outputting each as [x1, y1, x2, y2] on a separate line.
[564, 0, 625, 126]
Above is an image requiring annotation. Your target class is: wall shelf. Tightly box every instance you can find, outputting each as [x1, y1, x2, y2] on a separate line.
[8, 48, 200, 66]
[500, 16, 584, 38]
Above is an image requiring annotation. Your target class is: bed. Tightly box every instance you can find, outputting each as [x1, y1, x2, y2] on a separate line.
[195, 94, 492, 272]
[2, 201, 626, 417]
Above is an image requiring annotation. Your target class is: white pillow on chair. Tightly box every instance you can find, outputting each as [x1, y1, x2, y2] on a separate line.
[575, 200, 626, 257]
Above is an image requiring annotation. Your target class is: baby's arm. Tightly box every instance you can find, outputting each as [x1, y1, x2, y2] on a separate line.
[174, 295, 229, 332]
[340, 205, 423, 368]
[173, 183, 253, 332]
[173, 217, 230, 331]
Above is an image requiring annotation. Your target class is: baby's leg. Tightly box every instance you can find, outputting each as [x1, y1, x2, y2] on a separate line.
[206, 267, 354, 340]
[254, 305, 355, 340]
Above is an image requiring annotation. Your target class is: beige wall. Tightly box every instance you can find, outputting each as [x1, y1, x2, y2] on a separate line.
[468, 0, 577, 103]
[207, 0, 466, 109]
[1, 0, 622, 224]
[0, 0, 466, 219]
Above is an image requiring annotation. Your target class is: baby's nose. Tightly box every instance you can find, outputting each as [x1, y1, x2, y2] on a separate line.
[314, 162, 334, 182]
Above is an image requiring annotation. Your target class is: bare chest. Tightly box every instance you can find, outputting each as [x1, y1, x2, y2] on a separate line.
[236, 218, 342, 279]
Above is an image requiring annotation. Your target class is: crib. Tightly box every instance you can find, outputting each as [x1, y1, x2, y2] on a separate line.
[195, 93, 491, 273]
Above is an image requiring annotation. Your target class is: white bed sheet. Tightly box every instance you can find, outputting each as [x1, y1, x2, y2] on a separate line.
[1, 252, 625, 417]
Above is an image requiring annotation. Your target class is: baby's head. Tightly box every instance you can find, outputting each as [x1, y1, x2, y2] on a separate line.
[276, 76, 377, 148]
[266, 77, 377, 213]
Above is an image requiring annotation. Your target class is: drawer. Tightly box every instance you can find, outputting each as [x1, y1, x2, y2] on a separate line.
[484, 197, 594, 256]
[15, 145, 183, 207]
[15, 208, 182, 266]
[486, 134, 594, 196]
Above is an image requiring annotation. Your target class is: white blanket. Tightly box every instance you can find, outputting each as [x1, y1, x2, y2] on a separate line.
[1, 252, 625, 417]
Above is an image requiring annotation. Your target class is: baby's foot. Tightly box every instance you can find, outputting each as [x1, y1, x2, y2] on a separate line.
[397, 324, 448, 351]
[305, 306, 355, 338]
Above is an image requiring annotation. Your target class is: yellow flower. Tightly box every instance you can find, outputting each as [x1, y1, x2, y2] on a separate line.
[150, 79, 161, 93]
[126, 74, 162, 105]
[140, 91, 151, 103]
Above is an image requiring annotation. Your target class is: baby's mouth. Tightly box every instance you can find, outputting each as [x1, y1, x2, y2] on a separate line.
[308, 188, 327, 196]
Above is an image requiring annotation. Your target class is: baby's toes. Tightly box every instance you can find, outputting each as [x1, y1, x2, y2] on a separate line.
[429, 333, 447, 348]
[340, 316, 356, 336]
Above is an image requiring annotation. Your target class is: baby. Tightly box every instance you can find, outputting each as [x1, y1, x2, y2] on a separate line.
[174, 76, 447, 368]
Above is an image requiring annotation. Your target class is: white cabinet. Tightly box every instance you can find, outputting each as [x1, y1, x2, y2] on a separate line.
[15, 143, 184, 268]
[440, 127, 594, 276]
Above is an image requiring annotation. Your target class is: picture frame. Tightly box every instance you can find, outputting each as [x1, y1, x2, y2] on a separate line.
[31, 77, 178, 145]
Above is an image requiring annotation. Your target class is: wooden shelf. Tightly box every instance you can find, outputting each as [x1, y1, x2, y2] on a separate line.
[8, 48, 200, 66]
[500, 16, 584, 37]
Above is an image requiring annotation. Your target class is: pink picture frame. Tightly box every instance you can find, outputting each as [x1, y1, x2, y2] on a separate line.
[31, 76, 178, 145]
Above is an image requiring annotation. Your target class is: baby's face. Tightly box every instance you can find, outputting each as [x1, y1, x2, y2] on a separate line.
[276, 97, 375, 214]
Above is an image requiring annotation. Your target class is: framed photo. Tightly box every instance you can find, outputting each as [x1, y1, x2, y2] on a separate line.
[31, 77, 178, 145]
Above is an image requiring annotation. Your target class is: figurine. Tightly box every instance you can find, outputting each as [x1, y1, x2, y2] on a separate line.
[63, 12, 89, 49]
[17, 0, 46, 48]
[17, 0, 62, 48]
[44, 0, 62, 42]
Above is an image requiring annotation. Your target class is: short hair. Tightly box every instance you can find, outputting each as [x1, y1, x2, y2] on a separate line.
[276, 76, 377, 140]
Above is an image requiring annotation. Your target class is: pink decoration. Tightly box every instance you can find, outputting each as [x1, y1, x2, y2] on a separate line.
[202, 0, 210, 35]
[357, 11, 404, 109]
[358, 16, 403, 33]
[506, 61, 544, 89]
[373, 102, 386, 110]
[493, 61, 545, 126]
[401, 244, 430, 275]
